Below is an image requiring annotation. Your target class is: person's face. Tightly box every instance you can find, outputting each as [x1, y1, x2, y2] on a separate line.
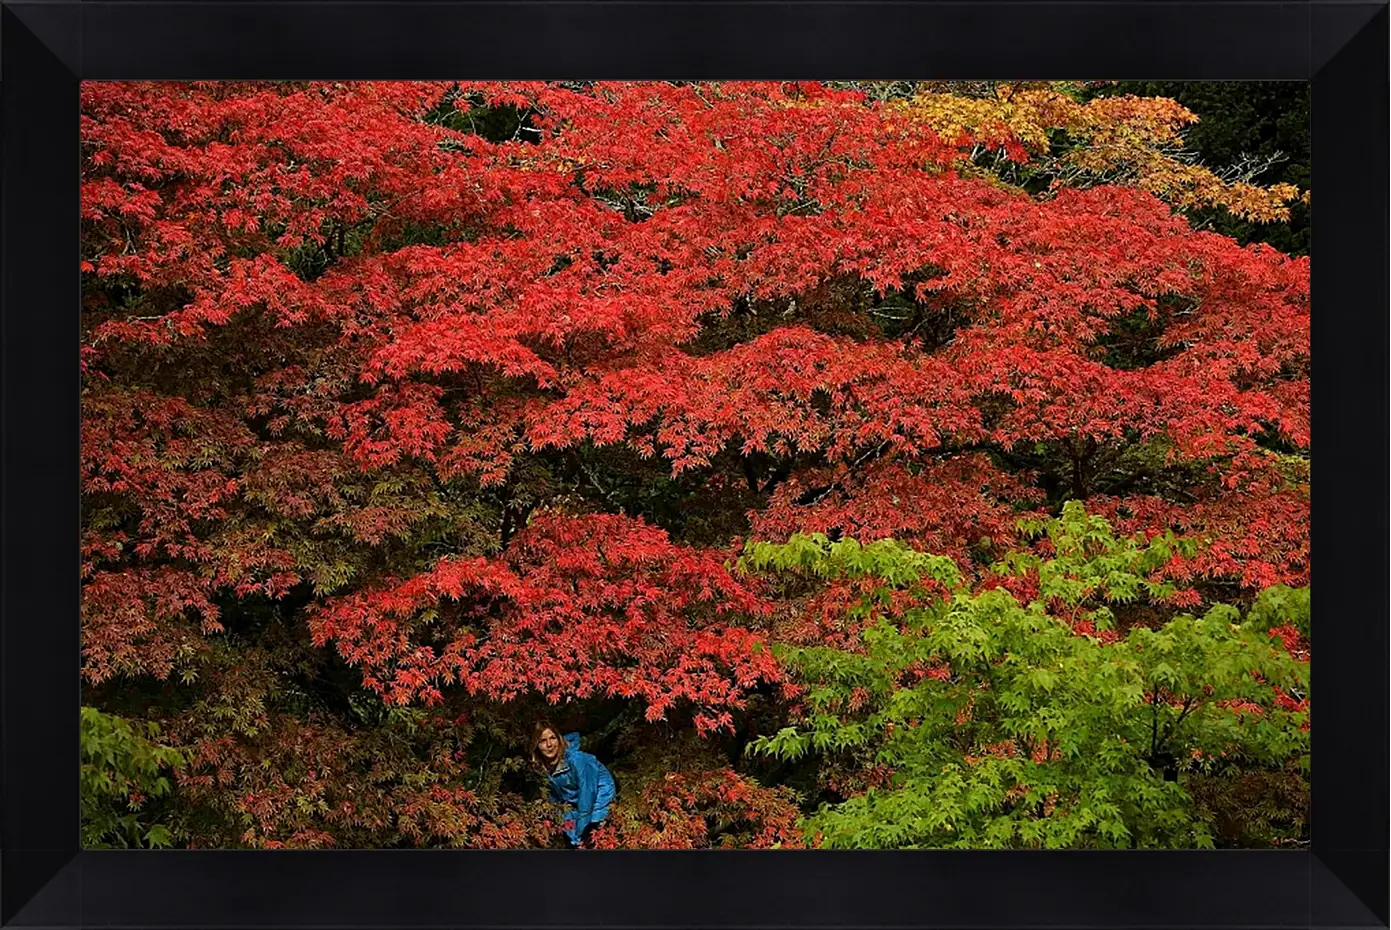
[538, 729, 561, 762]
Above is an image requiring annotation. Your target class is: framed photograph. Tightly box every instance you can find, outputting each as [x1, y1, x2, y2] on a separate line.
[3, 2, 1386, 927]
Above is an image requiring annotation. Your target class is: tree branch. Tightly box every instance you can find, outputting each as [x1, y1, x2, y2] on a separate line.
[1098, 468, 1154, 498]
[1159, 694, 1199, 748]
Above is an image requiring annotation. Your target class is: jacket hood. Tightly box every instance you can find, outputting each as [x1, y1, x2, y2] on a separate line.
[564, 732, 581, 751]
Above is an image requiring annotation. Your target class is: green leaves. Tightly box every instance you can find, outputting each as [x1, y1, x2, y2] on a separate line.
[743, 505, 1309, 849]
[740, 534, 962, 592]
[79, 80, 1310, 850]
[80, 706, 186, 849]
[1245, 585, 1311, 638]
[1004, 501, 1187, 607]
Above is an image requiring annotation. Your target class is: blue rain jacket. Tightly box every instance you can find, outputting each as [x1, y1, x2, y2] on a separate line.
[546, 733, 616, 846]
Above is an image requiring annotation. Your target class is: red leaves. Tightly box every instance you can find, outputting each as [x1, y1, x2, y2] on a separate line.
[83, 82, 1308, 502]
[81, 81, 1310, 846]
[172, 690, 556, 849]
[81, 78, 1312, 621]
[329, 382, 453, 470]
[309, 513, 779, 726]
[590, 768, 802, 849]
[754, 455, 1041, 575]
[82, 567, 222, 682]
[82, 78, 1311, 674]
[1087, 453, 1309, 591]
[533, 327, 983, 471]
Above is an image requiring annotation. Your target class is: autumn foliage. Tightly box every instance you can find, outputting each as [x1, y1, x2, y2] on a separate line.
[81, 81, 1310, 849]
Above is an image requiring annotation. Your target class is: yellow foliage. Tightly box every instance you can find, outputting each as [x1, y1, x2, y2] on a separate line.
[892, 82, 1303, 223]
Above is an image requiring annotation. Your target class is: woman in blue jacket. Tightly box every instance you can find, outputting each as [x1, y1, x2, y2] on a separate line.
[533, 723, 616, 847]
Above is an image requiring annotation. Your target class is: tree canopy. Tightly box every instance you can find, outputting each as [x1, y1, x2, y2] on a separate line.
[81, 81, 1310, 849]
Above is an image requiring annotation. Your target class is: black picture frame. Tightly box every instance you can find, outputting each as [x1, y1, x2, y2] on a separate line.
[3, 2, 1386, 926]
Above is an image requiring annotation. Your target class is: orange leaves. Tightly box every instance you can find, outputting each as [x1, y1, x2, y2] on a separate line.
[895, 82, 1304, 222]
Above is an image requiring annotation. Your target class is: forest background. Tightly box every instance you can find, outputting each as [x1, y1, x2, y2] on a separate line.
[79, 80, 1311, 850]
